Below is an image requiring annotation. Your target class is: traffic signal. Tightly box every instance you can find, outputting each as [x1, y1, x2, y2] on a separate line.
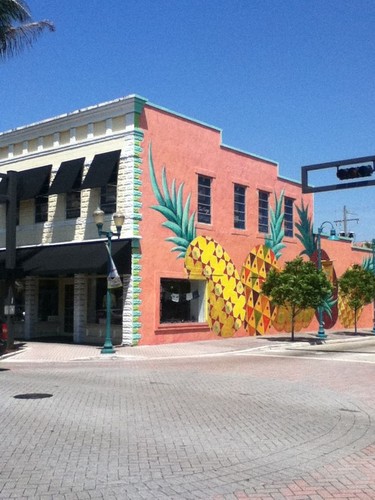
[336, 164, 374, 180]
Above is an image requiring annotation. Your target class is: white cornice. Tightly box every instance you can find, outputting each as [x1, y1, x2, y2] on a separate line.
[0, 130, 136, 168]
[0, 94, 147, 147]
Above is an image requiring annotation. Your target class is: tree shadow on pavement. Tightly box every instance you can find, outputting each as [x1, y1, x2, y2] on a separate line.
[262, 330, 374, 345]
[263, 336, 323, 345]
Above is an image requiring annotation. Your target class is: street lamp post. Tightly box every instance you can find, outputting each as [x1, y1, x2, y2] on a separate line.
[93, 208, 125, 354]
[316, 221, 338, 340]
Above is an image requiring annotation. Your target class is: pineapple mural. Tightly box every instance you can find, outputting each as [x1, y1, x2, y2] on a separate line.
[295, 201, 338, 329]
[149, 144, 338, 338]
[338, 255, 374, 329]
[241, 244, 279, 335]
[240, 191, 312, 336]
[184, 236, 246, 337]
[240, 192, 284, 336]
[149, 145, 196, 258]
[272, 304, 315, 332]
[337, 289, 363, 328]
[149, 146, 245, 337]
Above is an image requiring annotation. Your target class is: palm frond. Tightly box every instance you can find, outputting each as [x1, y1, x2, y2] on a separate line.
[0, 21, 55, 58]
[0, 0, 31, 24]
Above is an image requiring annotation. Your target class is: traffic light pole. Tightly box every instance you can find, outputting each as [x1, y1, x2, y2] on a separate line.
[5, 171, 17, 350]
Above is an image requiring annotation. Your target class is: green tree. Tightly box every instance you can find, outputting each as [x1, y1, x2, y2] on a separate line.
[0, 0, 54, 59]
[338, 264, 375, 333]
[262, 257, 332, 341]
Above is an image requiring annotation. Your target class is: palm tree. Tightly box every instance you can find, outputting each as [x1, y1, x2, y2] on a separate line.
[0, 0, 55, 59]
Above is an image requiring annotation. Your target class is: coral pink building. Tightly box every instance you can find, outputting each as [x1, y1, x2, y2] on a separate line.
[0, 95, 372, 346]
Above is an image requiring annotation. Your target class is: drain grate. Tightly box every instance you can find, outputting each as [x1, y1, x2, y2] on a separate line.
[14, 393, 53, 400]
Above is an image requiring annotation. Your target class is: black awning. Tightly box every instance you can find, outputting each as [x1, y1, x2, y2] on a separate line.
[0, 240, 131, 278]
[80, 150, 121, 190]
[48, 158, 85, 195]
[18, 165, 52, 200]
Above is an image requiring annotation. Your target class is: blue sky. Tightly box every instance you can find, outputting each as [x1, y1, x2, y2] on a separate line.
[1, 0, 375, 242]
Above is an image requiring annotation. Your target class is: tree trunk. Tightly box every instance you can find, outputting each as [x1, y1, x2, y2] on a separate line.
[291, 311, 295, 342]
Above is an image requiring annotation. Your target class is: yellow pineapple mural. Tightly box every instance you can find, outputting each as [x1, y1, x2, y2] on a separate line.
[184, 236, 246, 337]
[337, 265, 364, 328]
[149, 147, 339, 339]
[272, 305, 315, 332]
[241, 245, 279, 335]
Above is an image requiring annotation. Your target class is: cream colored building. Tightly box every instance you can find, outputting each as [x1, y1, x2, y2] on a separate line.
[0, 95, 145, 346]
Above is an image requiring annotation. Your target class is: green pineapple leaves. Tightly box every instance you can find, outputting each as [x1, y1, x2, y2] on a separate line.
[362, 255, 374, 273]
[265, 191, 286, 259]
[321, 292, 336, 318]
[149, 145, 196, 258]
[295, 200, 317, 257]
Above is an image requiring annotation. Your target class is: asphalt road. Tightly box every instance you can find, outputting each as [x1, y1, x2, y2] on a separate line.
[0, 342, 374, 499]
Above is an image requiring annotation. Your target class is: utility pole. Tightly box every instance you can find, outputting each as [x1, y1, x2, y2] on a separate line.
[334, 206, 359, 238]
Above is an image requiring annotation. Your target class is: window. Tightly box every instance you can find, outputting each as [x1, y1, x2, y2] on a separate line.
[258, 190, 269, 233]
[284, 197, 294, 237]
[100, 164, 118, 214]
[35, 175, 50, 223]
[160, 278, 206, 323]
[234, 184, 246, 229]
[197, 175, 211, 224]
[66, 191, 81, 219]
[66, 163, 82, 219]
[65, 160, 83, 219]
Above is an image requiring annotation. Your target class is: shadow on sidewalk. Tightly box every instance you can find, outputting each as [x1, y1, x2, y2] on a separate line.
[263, 336, 324, 345]
[262, 330, 374, 346]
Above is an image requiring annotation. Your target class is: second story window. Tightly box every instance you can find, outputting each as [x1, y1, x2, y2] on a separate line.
[284, 197, 294, 237]
[35, 175, 50, 224]
[234, 184, 246, 230]
[258, 190, 269, 233]
[66, 191, 81, 219]
[197, 175, 211, 224]
[80, 151, 120, 215]
[100, 165, 117, 214]
[66, 164, 83, 219]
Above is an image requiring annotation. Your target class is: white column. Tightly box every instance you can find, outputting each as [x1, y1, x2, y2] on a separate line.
[87, 123, 94, 139]
[70, 128, 76, 144]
